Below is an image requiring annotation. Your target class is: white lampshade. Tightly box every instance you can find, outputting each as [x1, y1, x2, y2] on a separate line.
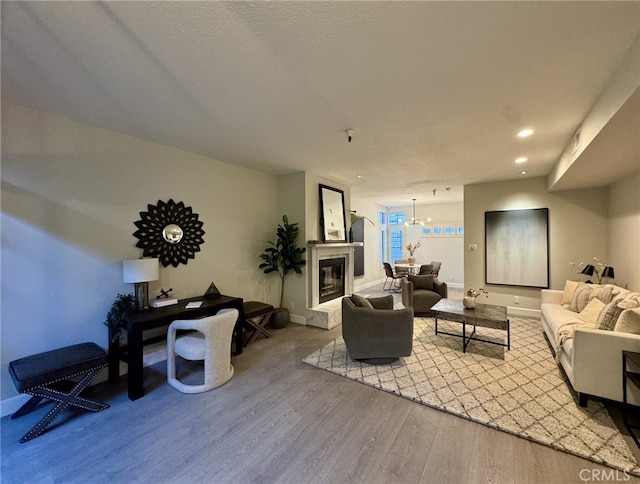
[122, 258, 159, 283]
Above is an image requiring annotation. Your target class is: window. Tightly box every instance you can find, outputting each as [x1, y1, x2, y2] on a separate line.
[389, 212, 405, 225]
[380, 212, 387, 265]
[390, 229, 403, 263]
[420, 223, 464, 237]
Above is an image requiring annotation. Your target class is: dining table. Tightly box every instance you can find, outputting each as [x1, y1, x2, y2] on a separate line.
[394, 263, 423, 275]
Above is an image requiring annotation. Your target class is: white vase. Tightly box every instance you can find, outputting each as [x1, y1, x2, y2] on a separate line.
[463, 296, 476, 309]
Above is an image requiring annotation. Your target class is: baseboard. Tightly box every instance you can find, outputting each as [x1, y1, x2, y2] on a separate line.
[508, 306, 541, 318]
[290, 313, 306, 325]
[354, 278, 386, 293]
[1, 394, 31, 418]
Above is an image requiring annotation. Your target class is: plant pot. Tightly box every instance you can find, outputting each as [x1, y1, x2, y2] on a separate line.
[463, 296, 476, 309]
[271, 308, 290, 329]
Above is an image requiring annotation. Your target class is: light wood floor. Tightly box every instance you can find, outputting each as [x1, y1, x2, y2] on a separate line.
[2, 286, 639, 484]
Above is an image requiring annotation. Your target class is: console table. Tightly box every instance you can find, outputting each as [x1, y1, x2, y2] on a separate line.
[108, 295, 243, 400]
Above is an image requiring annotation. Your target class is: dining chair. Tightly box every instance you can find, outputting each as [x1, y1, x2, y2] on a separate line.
[383, 262, 403, 292]
[394, 259, 409, 277]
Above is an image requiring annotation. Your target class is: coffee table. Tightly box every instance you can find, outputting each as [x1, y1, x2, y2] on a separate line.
[431, 299, 510, 353]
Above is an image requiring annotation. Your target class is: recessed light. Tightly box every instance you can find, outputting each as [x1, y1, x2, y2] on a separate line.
[520, 170, 528, 175]
[517, 129, 534, 138]
[356, 174, 363, 178]
[515, 157, 528, 163]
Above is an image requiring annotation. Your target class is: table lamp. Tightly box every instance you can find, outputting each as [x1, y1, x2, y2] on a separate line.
[601, 266, 615, 280]
[123, 258, 159, 309]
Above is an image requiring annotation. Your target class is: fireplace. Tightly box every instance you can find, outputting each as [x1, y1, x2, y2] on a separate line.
[318, 257, 346, 304]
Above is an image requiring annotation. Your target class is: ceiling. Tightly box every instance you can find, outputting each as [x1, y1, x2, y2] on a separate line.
[2, 1, 639, 207]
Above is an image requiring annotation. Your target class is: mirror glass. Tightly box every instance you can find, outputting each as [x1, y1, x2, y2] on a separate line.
[162, 224, 184, 244]
[319, 184, 347, 243]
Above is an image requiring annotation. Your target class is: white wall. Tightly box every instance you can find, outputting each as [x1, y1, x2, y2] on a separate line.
[608, 170, 640, 290]
[1, 102, 282, 402]
[464, 177, 609, 311]
[276, 172, 307, 316]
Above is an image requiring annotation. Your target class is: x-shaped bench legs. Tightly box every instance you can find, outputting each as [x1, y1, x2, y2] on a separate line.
[245, 312, 273, 346]
[13, 365, 109, 443]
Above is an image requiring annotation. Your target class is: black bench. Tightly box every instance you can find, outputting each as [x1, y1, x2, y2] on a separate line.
[9, 342, 110, 443]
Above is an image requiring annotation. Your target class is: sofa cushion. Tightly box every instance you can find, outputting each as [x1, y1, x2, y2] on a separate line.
[541, 303, 582, 348]
[561, 280, 580, 307]
[351, 294, 374, 309]
[408, 274, 434, 291]
[579, 298, 606, 325]
[614, 307, 640, 335]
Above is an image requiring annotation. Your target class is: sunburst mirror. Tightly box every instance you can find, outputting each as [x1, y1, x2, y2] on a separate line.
[133, 199, 205, 267]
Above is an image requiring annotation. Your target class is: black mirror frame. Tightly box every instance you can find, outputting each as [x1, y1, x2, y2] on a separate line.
[319, 184, 347, 243]
[133, 199, 205, 267]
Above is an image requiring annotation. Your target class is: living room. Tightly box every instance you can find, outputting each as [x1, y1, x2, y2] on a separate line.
[2, 2, 640, 482]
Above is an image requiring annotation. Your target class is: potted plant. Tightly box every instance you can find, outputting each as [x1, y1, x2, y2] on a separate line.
[406, 241, 421, 266]
[259, 215, 307, 328]
[104, 293, 136, 343]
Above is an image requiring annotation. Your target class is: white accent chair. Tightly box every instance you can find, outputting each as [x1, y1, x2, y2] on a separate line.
[167, 308, 238, 393]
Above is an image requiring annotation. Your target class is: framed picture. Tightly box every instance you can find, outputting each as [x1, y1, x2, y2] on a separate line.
[485, 208, 549, 288]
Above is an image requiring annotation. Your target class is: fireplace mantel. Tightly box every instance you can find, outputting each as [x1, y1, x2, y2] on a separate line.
[307, 243, 362, 309]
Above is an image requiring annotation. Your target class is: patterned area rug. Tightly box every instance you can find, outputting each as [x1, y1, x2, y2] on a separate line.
[303, 316, 640, 476]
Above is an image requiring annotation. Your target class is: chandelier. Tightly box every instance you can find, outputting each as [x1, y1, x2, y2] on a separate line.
[405, 198, 425, 226]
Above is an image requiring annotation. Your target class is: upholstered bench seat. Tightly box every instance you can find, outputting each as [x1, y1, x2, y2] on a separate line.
[9, 342, 109, 443]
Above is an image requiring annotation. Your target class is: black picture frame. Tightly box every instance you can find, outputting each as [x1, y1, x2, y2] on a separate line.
[133, 199, 205, 268]
[485, 208, 549, 288]
[319, 184, 347, 243]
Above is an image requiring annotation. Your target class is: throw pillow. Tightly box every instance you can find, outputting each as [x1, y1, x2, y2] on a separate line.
[351, 294, 374, 309]
[419, 264, 434, 275]
[578, 298, 606, 325]
[614, 308, 640, 335]
[589, 285, 614, 305]
[408, 274, 434, 291]
[596, 297, 640, 331]
[561, 280, 580, 307]
[605, 284, 628, 300]
[570, 283, 596, 313]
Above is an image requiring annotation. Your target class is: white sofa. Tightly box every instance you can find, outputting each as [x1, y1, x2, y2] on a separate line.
[540, 288, 640, 406]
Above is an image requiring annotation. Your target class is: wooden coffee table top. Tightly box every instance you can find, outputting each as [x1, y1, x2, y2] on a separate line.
[431, 298, 508, 331]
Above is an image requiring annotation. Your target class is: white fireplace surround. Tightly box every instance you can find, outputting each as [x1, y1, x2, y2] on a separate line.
[308, 243, 362, 308]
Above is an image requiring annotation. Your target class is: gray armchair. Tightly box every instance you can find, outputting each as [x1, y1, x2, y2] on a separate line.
[401, 274, 448, 316]
[342, 294, 414, 364]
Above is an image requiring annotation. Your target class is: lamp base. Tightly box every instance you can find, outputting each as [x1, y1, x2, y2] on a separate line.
[134, 282, 150, 310]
